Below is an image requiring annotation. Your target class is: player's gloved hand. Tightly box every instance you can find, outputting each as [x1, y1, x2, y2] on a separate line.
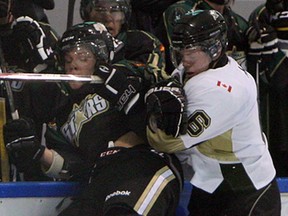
[270, 11, 288, 40]
[246, 22, 283, 83]
[4, 117, 45, 172]
[94, 62, 144, 114]
[145, 78, 187, 138]
[11, 16, 55, 72]
[246, 23, 278, 54]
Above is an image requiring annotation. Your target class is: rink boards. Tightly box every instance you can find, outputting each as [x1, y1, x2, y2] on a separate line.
[0, 178, 287, 216]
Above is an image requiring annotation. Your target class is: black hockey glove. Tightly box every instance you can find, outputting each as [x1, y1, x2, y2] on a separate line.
[94, 62, 144, 114]
[270, 10, 288, 40]
[246, 22, 283, 83]
[11, 16, 55, 72]
[145, 78, 187, 138]
[246, 23, 278, 54]
[4, 117, 45, 172]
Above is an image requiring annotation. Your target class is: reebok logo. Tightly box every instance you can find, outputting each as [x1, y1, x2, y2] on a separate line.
[105, 190, 131, 201]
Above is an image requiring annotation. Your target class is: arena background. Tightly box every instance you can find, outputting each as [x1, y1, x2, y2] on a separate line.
[46, 0, 265, 36]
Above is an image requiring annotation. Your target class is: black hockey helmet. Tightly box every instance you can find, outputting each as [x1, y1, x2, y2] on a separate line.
[171, 10, 227, 67]
[59, 22, 115, 63]
[80, 0, 131, 24]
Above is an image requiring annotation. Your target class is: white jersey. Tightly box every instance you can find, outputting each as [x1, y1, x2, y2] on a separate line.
[147, 57, 276, 193]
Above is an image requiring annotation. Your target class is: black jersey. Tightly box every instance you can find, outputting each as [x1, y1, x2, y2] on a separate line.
[43, 61, 157, 181]
[58, 144, 183, 216]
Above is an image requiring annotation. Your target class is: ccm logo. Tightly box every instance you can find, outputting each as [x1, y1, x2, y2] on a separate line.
[100, 149, 120, 157]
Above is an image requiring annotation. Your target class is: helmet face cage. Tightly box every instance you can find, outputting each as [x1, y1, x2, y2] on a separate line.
[59, 22, 115, 66]
[80, 0, 131, 25]
[171, 10, 227, 67]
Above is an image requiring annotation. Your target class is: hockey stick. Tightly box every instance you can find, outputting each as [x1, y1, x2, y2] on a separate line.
[0, 39, 18, 182]
[256, 60, 270, 143]
[0, 45, 19, 120]
[67, 0, 76, 29]
[0, 73, 104, 83]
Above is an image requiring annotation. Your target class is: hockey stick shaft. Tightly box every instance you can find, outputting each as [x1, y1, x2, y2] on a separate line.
[2, 72, 19, 120]
[0, 41, 19, 119]
[0, 39, 18, 182]
[0, 73, 104, 83]
[67, 0, 76, 29]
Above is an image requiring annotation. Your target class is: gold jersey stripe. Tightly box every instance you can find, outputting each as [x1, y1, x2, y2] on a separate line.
[276, 27, 288, 31]
[134, 166, 175, 215]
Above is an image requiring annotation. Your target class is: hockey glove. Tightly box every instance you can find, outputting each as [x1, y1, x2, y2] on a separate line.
[11, 16, 55, 72]
[246, 22, 284, 83]
[4, 117, 45, 172]
[145, 78, 187, 138]
[94, 62, 144, 114]
[270, 10, 288, 40]
[247, 23, 279, 55]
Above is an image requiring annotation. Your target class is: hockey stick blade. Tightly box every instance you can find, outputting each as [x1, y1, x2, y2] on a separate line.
[0, 73, 103, 83]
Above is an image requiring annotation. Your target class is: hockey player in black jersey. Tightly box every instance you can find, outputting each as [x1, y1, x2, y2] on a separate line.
[3, 22, 183, 215]
[0, 0, 58, 181]
[246, 0, 288, 177]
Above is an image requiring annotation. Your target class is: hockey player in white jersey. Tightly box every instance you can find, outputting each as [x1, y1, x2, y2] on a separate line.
[145, 10, 281, 215]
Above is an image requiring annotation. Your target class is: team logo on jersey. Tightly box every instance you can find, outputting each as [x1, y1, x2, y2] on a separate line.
[61, 94, 109, 147]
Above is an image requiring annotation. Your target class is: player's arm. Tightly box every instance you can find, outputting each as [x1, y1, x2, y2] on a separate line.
[93, 59, 166, 115]
[4, 118, 86, 180]
[145, 78, 188, 153]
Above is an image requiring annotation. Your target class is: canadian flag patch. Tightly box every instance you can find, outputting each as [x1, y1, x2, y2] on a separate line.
[217, 81, 232, 92]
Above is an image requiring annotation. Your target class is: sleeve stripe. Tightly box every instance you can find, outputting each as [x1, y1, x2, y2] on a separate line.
[134, 166, 175, 215]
